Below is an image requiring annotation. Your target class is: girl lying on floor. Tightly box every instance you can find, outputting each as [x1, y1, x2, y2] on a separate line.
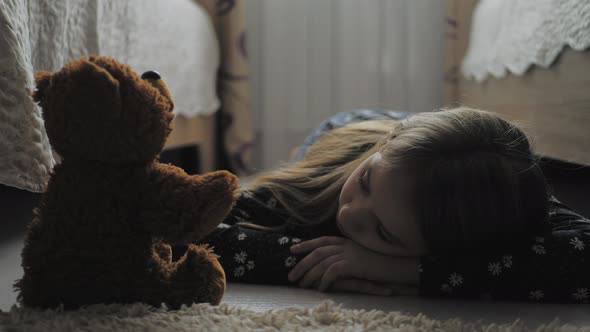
[184, 107, 589, 303]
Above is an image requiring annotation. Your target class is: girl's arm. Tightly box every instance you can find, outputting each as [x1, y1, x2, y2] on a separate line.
[194, 189, 401, 294]
[220, 187, 290, 228]
[191, 188, 324, 285]
[194, 223, 305, 285]
[196, 225, 406, 295]
[419, 198, 590, 303]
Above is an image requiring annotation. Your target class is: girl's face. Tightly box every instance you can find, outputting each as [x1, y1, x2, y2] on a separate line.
[337, 152, 427, 256]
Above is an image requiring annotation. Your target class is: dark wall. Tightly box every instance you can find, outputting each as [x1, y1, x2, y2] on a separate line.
[0, 185, 39, 241]
[541, 158, 590, 217]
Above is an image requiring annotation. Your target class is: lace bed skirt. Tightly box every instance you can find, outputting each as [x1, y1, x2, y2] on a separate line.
[461, 0, 590, 81]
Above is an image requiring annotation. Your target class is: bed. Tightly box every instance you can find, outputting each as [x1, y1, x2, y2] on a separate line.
[445, 0, 590, 166]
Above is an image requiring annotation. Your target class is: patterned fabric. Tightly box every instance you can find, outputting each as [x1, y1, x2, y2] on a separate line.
[191, 187, 340, 285]
[420, 197, 590, 303]
[198, 0, 254, 174]
[292, 109, 412, 162]
[193, 110, 590, 303]
[200, 224, 302, 285]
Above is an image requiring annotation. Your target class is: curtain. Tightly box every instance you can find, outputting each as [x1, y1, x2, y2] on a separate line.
[198, 0, 255, 175]
[246, 0, 447, 170]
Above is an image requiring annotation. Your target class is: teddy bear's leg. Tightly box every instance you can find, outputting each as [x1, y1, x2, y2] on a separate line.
[171, 244, 226, 305]
[140, 243, 225, 309]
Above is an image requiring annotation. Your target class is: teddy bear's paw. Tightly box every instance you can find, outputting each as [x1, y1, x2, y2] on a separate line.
[194, 171, 239, 207]
[182, 244, 221, 267]
[173, 244, 226, 304]
[153, 241, 173, 263]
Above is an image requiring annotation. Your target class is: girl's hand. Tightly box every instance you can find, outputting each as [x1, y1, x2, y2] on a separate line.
[288, 236, 419, 292]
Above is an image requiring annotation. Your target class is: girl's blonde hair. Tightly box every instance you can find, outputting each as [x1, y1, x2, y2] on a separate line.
[243, 107, 549, 253]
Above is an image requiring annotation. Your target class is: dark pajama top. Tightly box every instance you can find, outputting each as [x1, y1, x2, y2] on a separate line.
[189, 109, 590, 303]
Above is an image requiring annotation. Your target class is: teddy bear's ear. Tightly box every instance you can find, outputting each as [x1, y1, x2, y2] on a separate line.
[33, 71, 53, 104]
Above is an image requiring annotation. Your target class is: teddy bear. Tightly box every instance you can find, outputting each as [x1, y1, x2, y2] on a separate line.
[14, 55, 239, 310]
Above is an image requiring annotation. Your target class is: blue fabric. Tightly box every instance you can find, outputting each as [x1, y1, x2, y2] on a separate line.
[292, 109, 413, 162]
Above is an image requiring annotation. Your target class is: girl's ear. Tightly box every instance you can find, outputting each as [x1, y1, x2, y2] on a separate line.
[33, 71, 53, 104]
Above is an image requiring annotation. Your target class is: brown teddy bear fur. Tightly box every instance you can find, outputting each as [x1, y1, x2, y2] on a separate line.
[14, 55, 239, 310]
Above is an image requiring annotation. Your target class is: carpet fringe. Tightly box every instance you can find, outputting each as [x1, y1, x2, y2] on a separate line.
[1, 300, 588, 332]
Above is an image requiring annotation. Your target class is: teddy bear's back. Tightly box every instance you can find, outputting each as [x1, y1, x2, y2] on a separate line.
[18, 161, 159, 307]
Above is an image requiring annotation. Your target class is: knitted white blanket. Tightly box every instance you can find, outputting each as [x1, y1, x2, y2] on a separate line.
[0, 0, 219, 192]
[0, 0, 55, 193]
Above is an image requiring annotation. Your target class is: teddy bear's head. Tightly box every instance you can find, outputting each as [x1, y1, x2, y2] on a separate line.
[34, 55, 175, 164]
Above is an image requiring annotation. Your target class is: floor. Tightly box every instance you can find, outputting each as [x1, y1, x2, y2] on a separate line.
[222, 284, 590, 328]
[1, 159, 589, 329]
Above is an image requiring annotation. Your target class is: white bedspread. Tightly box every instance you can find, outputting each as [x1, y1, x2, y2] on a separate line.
[96, 0, 220, 117]
[461, 0, 590, 81]
[0, 0, 55, 193]
[0, 0, 219, 192]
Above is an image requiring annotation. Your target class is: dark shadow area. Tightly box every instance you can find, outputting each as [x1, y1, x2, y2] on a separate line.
[0, 184, 40, 242]
[541, 157, 590, 218]
[159, 144, 202, 175]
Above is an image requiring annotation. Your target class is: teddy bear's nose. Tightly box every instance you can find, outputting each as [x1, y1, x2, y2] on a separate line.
[141, 70, 161, 80]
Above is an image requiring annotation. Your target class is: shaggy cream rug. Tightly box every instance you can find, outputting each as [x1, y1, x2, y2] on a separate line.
[0, 300, 587, 332]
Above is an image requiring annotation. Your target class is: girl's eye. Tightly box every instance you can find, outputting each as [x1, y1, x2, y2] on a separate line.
[356, 169, 369, 192]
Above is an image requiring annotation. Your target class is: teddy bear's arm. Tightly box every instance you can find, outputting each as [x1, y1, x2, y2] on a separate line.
[141, 163, 239, 244]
